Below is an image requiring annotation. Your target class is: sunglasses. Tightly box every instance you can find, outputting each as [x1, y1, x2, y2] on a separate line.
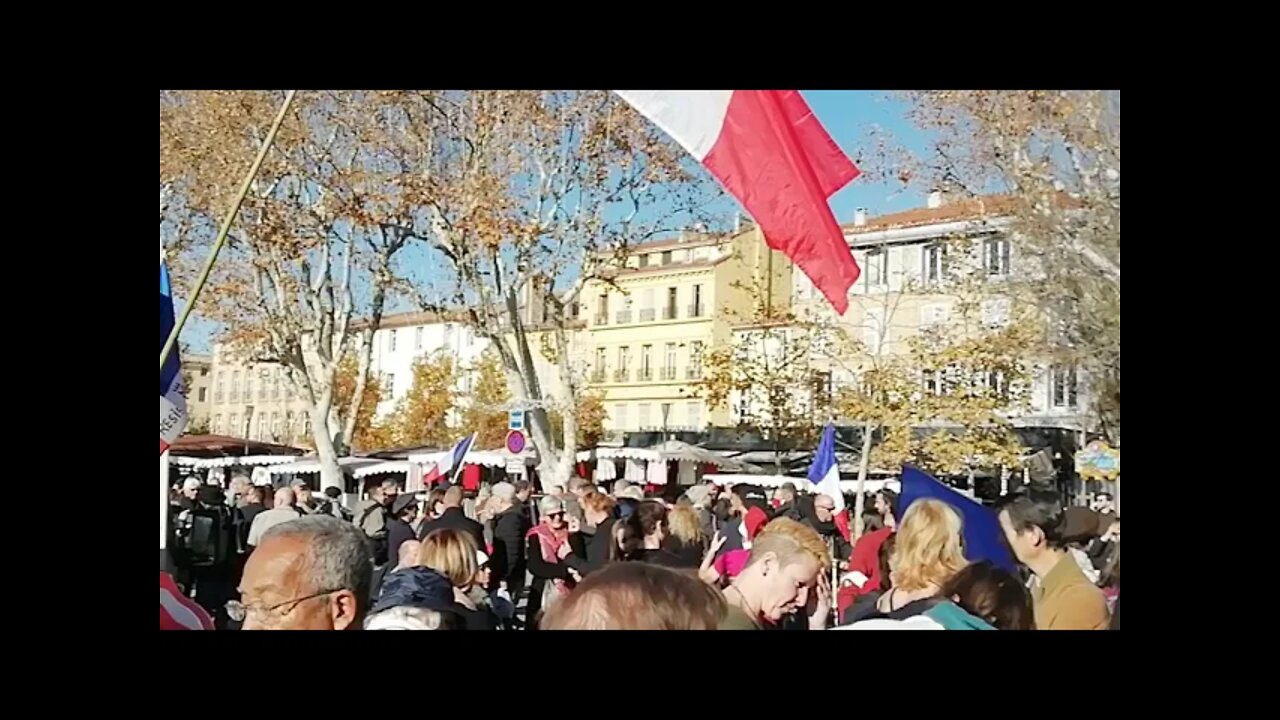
[547, 512, 565, 519]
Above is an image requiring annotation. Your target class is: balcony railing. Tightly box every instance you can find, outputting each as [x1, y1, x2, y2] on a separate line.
[688, 303, 705, 318]
[660, 367, 677, 381]
[594, 314, 608, 326]
[613, 369, 631, 383]
[686, 367, 703, 380]
[590, 369, 607, 383]
[637, 368, 653, 381]
[639, 308, 656, 322]
[616, 310, 633, 324]
[662, 306, 678, 320]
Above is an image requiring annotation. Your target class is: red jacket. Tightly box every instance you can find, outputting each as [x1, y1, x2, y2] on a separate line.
[745, 506, 771, 541]
[849, 527, 893, 594]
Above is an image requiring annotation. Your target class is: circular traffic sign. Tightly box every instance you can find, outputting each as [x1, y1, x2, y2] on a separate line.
[506, 430, 526, 454]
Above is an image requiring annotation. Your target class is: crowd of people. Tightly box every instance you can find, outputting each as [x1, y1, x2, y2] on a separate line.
[165, 472, 1120, 631]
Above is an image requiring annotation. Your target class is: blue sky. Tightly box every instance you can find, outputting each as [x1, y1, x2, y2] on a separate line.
[177, 91, 930, 354]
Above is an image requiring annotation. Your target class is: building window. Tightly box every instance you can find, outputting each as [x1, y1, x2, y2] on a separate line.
[866, 248, 888, 287]
[640, 288, 655, 322]
[596, 293, 609, 325]
[245, 373, 254, 402]
[921, 303, 950, 327]
[286, 411, 294, 437]
[271, 372, 280, 400]
[258, 369, 268, 400]
[200, 367, 209, 377]
[810, 371, 833, 410]
[661, 250, 673, 265]
[982, 297, 1012, 328]
[863, 308, 884, 354]
[231, 372, 241, 402]
[688, 341, 704, 380]
[614, 403, 629, 431]
[690, 285, 704, 317]
[593, 347, 607, 383]
[978, 370, 1008, 399]
[664, 287, 678, 320]
[923, 369, 946, 396]
[271, 412, 281, 440]
[663, 343, 677, 380]
[213, 414, 222, 434]
[389, 330, 397, 352]
[1051, 364, 1078, 409]
[923, 244, 946, 285]
[197, 387, 207, 403]
[687, 401, 702, 429]
[384, 373, 395, 392]
[616, 346, 631, 382]
[637, 403, 652, 429]
[660, 403, 673, 429]
[230, 414, 240, 437]
[984, 236, 1011, 276]
[638, 254, 649, 268]
[302, 413, 312, 437]
[617, 295, 633, 324]
[416, 327, 424, 350]
[215, 375, 224, 403]
[640, 345, 653, 381]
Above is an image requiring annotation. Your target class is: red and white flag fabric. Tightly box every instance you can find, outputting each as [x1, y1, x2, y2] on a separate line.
[160, 248, 187, 454]
[160, 571, 214, 630]
[614, 90, 861, 314]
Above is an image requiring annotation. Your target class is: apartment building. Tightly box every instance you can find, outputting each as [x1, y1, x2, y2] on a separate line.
[787, 192, 1090, 430]
[366, 311, 488, 425]
[206, 344, 314, 445]
[580, 225, 790, 438]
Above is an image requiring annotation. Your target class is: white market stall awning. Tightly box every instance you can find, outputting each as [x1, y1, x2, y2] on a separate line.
[266, 457, 383, 476]
[352, 461, 413, 479]
[406, 449, 536, 469]
[170, 455, 300, 470]
[652, 440, 760, 473]
[704, 473, 810, 490]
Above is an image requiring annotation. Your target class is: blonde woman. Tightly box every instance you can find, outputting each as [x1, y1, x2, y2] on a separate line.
[666, 503, 709, 567]
[419, 528, 498, 630]
[872, 498, 966, 620]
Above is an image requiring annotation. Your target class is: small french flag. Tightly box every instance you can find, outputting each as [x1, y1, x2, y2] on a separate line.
[807, 424, 851, 543]
[423, 433, 477, 487]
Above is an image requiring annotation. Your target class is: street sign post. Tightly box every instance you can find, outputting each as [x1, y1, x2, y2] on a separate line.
[508, 409, 525, 431]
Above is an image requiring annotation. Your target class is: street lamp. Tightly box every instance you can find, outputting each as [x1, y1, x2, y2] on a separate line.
[244, 405, 255, 454]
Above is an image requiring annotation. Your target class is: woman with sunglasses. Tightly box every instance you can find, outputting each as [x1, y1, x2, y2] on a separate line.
[524, 495, 579, 629]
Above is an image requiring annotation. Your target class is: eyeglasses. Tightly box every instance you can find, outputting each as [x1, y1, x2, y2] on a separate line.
[547, 512, 564, 518]
[816, 506, 835, 512]
[226, 589, 343, 624]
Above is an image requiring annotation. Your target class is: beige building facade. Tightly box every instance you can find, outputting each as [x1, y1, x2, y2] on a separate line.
[580, 226, 790, 438]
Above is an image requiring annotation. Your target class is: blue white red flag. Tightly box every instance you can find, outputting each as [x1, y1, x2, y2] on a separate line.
[160, 250, 187, 454]
[807, 424, 851, 543]
[424, 433, 477, 487]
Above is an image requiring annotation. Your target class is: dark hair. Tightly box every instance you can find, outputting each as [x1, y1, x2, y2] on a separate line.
[997, 486, 1066, 548]
[940, 560, 1035, 630]
[1099, 542, 1120, 590]
[198, 485, 226, 506]
[247, 486, 267, 504]
[426, 487, 447, 510]
[712, 498, 734, 524]
[323, 486, 342, 500]
[877, 489, 899, 518]
[617, 501, 668, 560]
[862, 513, 885, 533]
[513, 480, 531, 495]
[878, 534, 896, 592]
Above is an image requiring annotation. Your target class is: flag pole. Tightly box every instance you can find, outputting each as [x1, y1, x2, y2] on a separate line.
[159, 90, 298, 372]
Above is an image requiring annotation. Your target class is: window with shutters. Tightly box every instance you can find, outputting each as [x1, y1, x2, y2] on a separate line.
[984, 236, 1011, 277]
[866, 248, 888, 287]
[982, 297, 1011, 328]
[923, 243, 946, 285]
[1051, 364, 1079, 409]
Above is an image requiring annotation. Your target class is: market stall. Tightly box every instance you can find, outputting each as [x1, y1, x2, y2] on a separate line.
[167, 434, 305, 486]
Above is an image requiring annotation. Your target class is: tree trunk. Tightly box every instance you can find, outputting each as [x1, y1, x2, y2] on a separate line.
[852, 420, 875, 541]
[313, 421, 345, 492]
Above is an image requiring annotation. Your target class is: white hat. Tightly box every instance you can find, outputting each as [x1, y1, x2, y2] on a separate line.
[182, 478, 202, 492]
[476, 550, 490, 566]
[618, 486, 644, 501]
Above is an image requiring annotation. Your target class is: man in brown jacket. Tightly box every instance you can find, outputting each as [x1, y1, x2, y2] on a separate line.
[998, 488, 1110, 630]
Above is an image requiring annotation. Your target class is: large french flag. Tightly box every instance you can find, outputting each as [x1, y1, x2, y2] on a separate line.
[807, 424, 851, 542]
[424, 433, 477, 487]
[160, 251, 187, 455]
[615, 91, 861, 314]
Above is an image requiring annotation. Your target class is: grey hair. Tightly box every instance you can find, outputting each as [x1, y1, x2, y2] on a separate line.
[262, 515, 372, 617]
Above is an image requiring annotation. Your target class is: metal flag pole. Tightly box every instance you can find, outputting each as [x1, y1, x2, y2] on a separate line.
[159, 90, 297, 372]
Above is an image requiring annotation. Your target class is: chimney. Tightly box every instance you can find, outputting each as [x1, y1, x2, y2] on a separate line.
[734, 213, 742, 232]
[853, 207, 867, 227]
[927, 189, 943, 209]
